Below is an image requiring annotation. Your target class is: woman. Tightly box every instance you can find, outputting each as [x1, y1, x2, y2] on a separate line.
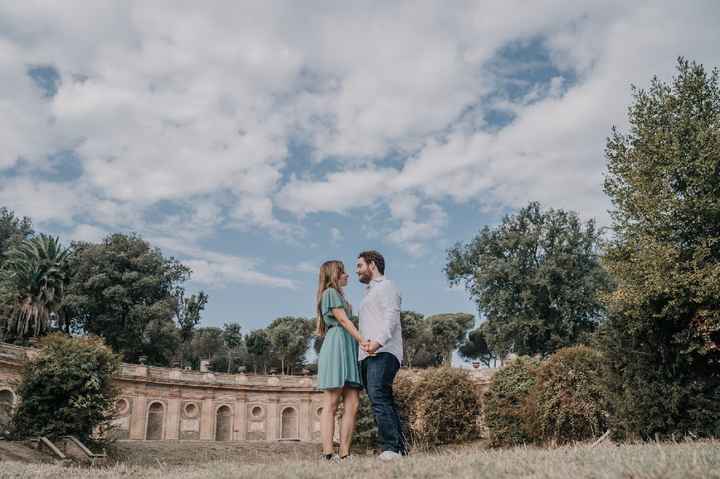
[316, 260, 365, 462]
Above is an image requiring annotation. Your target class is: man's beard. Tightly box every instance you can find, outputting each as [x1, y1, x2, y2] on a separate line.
[358, 271, 371, 284]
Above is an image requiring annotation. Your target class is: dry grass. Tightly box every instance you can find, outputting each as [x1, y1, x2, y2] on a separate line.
[1, 441, 720, 479]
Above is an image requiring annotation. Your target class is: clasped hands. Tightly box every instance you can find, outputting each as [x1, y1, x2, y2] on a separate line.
[360, 339, 381, 355]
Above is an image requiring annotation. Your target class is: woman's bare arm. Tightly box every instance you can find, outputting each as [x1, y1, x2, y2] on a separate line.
[331, 307, 365, 344]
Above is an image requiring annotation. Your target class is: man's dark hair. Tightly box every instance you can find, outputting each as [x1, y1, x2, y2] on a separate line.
[358, 250, 385, 275]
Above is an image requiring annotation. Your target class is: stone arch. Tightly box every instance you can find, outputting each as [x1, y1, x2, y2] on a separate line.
[215, 405, 233, 441]
[281, 406, 298, 440]
[0, 389, 15, 431]
[145, 401, 165, 440]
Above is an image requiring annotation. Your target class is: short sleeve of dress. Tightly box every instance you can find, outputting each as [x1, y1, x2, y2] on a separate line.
[321, 288, 345, 315]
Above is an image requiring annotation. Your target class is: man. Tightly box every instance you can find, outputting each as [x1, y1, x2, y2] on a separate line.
[356, 250, 407, 460]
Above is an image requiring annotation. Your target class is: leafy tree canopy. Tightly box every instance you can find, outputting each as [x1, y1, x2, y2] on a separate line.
[446, 201, 611, 357]
[11, 333, 120, 443]
[0, 235, 73, 341]
[600, 58, 720, 439]
[65, 233, 191, 364]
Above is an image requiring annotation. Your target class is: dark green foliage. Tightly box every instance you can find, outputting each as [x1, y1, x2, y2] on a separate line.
[601, 58, 720, 440]
[0, 235, 74, 341]
[176, 291, 208, 343]
[0, 207, 33, 268]
[142, 318, 181, 367]
[401, 311, 474, 368]
[267, 317, 313, 375]
[65, 233, 191, 365]
[529, 346, 607, 444]
[11, 333, 120, 442]
[459, 322, 497, 367]
[483, 356, 540, 447]
[427, 313, 475, 365]
[446, 202, 611, 357]
[244, 329, 271, 374]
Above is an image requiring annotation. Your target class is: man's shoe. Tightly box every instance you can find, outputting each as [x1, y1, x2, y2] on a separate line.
[339, 454, 354, 463]
[378, 450, 402, 461]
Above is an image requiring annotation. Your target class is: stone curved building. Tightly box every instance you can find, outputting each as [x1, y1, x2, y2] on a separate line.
[0, 342, 324, 442]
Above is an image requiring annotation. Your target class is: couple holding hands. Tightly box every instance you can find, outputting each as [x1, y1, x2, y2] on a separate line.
[315, 250, 407, 462]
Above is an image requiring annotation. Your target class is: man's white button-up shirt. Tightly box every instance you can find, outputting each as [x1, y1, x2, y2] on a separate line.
[358, 276, 403, 363]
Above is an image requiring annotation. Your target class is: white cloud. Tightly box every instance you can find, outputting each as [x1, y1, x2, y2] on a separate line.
[151, 237, 296, 289]
[1, 1, 719, 260]
[330, 227, 343, 243]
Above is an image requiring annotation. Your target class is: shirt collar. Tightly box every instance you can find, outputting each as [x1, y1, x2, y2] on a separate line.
[366, 275, 385, 290]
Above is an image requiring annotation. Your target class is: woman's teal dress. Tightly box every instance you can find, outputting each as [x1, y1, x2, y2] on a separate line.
[317, 288, 363, 390]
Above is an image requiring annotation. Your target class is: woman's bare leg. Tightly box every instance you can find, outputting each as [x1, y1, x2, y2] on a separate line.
[321, 389, 342, 455]
[338, 387, 360, 457]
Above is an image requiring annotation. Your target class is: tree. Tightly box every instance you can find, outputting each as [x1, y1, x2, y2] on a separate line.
[65, 233, 191, 363]
[600, 58, 720, 439]
[245, 329, 271, 374]
[446, 202, 611, 357]
[427, 313, 474, 365]
[11, 333, 120, 443]
[267, 317, 312, 375]
[222, 322, 243, 373]
[459, 322, 498, 367]
[190, 327, 225, 368]
[0, 207, 33, 268]
[0, 235, 73, 342]
[177, 291, 208, 344]
[141, 318, 181, 367]
[400, 311, 426, 368]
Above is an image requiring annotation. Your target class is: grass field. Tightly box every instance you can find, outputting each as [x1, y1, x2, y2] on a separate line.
[1, 441, 719, 479]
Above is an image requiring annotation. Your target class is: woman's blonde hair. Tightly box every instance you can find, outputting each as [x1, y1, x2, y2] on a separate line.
[315, 260, 346, 337]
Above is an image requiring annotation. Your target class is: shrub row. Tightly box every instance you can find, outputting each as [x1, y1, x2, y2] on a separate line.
[353, 366, 483, 451]
[484, 346, 608, 447]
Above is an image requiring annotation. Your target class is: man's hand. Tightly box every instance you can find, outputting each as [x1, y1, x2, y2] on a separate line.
[359, 340, 371, 352]
[366, 340, 382, 355]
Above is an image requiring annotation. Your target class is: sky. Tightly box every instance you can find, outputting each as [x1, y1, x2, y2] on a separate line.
[2, 2, 720, 341]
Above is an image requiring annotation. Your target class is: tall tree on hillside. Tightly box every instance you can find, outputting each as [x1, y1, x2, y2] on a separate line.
[446, 202, 611, 357]
[65, 233, 191, 363]
[600, 58, 720, 439]
[0, 235, 73, 341]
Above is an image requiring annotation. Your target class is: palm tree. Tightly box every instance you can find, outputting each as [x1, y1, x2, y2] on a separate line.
[0, 234, 73, 340]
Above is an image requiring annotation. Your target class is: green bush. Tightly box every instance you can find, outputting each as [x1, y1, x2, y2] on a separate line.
[483, 356, 540, 447]
[11, 333, 121, 443]
[353, 368, 482, 451]
[400, 367, 482, 448]
[529, 346, 607, 445]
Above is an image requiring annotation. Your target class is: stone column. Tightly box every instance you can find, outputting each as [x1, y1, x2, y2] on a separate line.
[266, 397, 280, 441]
[200, 397, 215, 440]
[165, 392, 181, 440]
[129, 391, 147, 440]
[234, 392, 247, 441]
[299, 395, 313, 441]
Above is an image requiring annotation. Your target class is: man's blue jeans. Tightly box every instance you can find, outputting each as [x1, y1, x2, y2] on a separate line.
[360, 352, 407, 454]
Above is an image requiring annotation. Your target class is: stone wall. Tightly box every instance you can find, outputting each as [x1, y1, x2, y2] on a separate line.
[0, 342, 325, 442]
